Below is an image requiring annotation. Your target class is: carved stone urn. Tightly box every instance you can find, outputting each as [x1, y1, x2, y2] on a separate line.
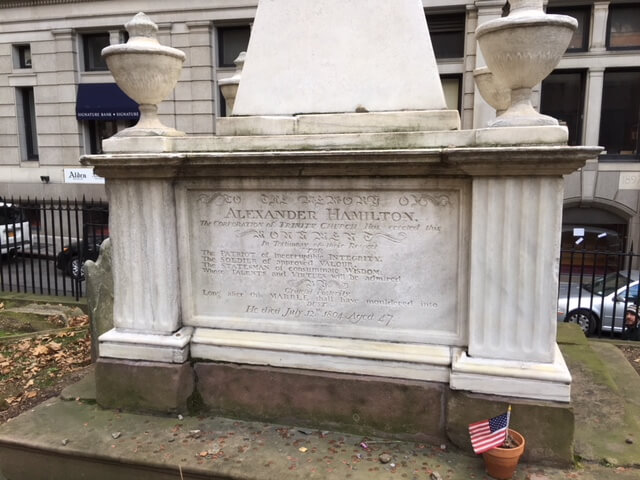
[219, 51, 245, 115]
[475, 0, 577, 127]
[102, 12, 186, 136]
[473, 66, 511, 118]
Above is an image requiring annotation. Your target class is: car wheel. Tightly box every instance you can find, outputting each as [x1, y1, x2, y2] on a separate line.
[565, 309, 597, 335]
[69, 257, 85, 281]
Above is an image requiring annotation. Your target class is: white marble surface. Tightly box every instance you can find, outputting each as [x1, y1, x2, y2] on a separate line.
[191, 328, 451, 382]
[176, 177, 470, 346]
[216, 110, 460, 136]
[107, 179, 181, 334]
[101, 125, 577, 155]
[233, 0, 447, 115]
[468, 177, 563, 363]
[450, 344, 572, 402]
[99, 327, 193, 363]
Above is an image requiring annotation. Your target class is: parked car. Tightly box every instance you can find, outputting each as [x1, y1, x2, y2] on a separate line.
[0, 201, 31, 257]
[56, 223, 108, 279]
[557, 270, 640, 335]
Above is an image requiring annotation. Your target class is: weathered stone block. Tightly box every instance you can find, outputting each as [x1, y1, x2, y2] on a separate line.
[96, 359, 194, 414]
[194, 362, 445, 442]
[446, 390, 574, 466]
[85, 238, 113, 362]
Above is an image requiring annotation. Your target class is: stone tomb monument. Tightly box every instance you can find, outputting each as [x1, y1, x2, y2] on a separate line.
[87, 1, 599, 459]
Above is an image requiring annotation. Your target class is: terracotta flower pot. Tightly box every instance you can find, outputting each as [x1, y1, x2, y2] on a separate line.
[482, 429, 525, 480]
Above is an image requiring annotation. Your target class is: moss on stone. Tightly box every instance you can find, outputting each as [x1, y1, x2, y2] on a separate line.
[557, 322, 588, 346]
[560, 343, 617, 391]
[187, 388, 205, 416]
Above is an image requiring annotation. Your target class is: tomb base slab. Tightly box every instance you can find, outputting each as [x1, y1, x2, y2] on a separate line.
[194, 361, 446, 442]
[95, 358, 195, 414]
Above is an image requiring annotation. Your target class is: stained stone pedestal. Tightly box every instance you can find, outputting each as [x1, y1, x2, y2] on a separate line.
[89, 126, 598, 386]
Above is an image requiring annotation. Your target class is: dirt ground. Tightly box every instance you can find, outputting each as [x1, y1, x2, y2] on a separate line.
[0, 320, 91, 425]
[618, 343, 640, 375]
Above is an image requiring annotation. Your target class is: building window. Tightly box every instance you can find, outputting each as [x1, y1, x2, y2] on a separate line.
[13, 44, 32, 68]
[540, 70, 586, 146]
[546, 6, 590, 52]
[82, 32, 110, 71]
[426, 12, 465, 59]
[599, 70, 640, 159]
[217, 26, 250, 67]
[607, 4, 640, 50]
[441, 75, 462, 113]
[16, 87, 39, 161]
[86, 120, 134, 154]
[87, 120, 117, 154]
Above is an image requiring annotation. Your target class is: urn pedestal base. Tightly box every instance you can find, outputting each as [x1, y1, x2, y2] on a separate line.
[450, 344, 572, 402]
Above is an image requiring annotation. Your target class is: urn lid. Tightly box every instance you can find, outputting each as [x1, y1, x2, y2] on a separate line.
[101, 12, 185, 61]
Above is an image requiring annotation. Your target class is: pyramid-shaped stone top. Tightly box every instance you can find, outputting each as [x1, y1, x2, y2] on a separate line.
[233, 0, 448, 116]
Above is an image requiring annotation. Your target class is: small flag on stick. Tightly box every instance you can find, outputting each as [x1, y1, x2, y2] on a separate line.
[469, 405, 511, 454]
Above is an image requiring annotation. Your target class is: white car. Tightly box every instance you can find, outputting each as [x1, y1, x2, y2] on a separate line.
[557, 270, 640, 335]
[0, 201, 31, 257]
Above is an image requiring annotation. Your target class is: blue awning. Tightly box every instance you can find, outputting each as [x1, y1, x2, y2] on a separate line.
[76, 83, 139, 121]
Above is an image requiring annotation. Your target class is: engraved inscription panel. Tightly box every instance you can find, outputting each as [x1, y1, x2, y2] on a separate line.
[187, 189, 461, 342]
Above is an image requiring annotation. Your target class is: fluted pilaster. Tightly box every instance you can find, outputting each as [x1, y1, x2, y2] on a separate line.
[468, 176, 563, 363]
[107, 179, 181, 334]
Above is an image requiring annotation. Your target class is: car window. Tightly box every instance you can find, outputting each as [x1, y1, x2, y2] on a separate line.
[618, 282, 639, 303]
[584, 273, 630, 296]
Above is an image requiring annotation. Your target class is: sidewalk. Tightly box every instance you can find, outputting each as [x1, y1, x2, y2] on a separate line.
[0, 324, 637, 480]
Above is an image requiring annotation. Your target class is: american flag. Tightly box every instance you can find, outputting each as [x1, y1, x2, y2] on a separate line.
[468, 408, 511, 454]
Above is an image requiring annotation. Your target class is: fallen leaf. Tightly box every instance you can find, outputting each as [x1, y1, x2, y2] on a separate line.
[48, 342, 62, 352]
[32, 345, 50, 356]
[26, 391, 38, 399]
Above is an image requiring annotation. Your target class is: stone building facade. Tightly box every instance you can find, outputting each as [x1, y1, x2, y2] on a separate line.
[0, 0, 639, 248]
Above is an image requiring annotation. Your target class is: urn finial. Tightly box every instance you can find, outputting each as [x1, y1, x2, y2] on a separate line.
[125, 12, 159, 39]
[475, 3, 577, 127]
[102, 12, 186, 137]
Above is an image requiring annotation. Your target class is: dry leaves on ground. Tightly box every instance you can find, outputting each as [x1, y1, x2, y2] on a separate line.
[0, 315, 91, 423]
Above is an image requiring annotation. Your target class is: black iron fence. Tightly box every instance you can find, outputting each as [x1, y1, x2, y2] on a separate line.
[558, 247, 640, 338]
[0, 197, 108, 300]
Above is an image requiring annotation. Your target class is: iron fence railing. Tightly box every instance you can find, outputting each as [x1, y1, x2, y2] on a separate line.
[0, 197, 108, 300]
[558, 247, 640, 338]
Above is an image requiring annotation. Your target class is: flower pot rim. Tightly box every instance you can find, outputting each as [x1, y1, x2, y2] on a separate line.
[483, 429, 525, 458]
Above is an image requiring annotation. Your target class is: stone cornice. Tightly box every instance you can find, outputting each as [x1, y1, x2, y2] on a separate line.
[83, 145, 602, 180]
